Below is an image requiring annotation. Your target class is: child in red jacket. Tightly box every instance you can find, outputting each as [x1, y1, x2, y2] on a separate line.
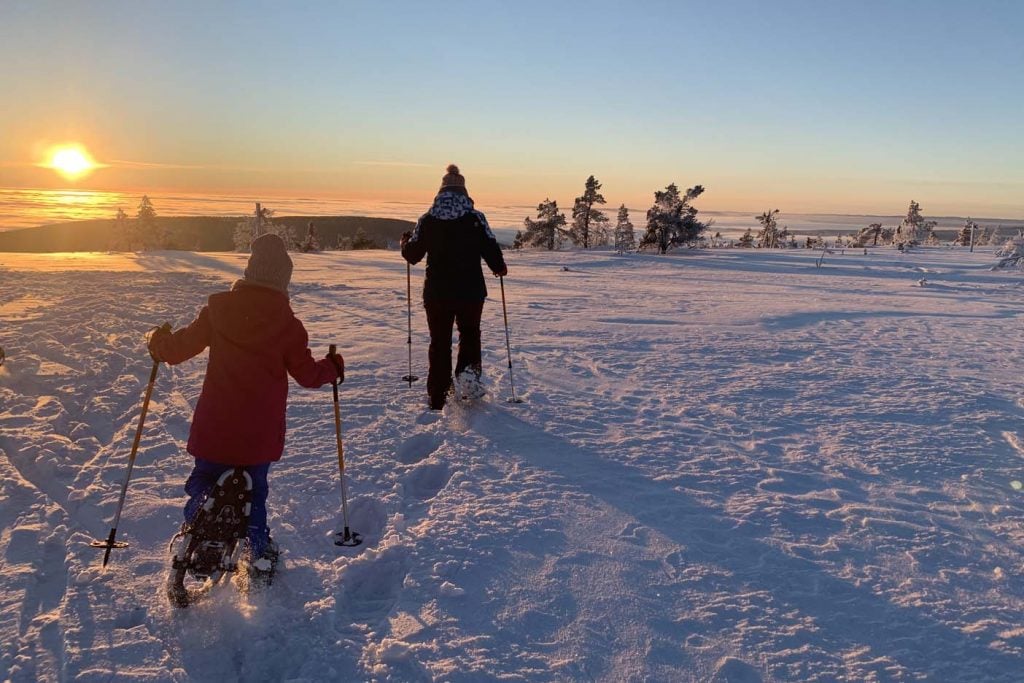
[148, 233, 343, 569]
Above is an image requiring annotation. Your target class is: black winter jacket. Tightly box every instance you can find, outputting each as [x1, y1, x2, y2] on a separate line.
[401, 192, 507, 302]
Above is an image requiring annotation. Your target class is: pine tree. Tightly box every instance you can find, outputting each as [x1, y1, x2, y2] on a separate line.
[738, 228, 755, 248]
[613, 204, 635, 253]
[638, 184, 707, 254]
[523, 199, 568, 250]
[569, 175, 608, 249]
[512, 230, 525, 250]
[755, 209, 781, 248]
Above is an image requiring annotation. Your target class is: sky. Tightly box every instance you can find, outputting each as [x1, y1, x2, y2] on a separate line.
[1, 0, 1022, 217]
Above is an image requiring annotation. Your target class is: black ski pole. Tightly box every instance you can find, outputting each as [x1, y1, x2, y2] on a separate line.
[499, 276, 524, 404]
[401, 263, 419, 387]
[90, 356, 160, 565]
[330, 344, 362, 547]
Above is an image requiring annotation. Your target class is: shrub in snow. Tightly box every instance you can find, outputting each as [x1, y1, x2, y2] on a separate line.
[992, 237, 1024, 270]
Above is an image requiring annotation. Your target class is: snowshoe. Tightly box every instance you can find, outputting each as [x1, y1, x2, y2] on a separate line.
[453, 368, 485, 402]
[166, 467, 253, 608]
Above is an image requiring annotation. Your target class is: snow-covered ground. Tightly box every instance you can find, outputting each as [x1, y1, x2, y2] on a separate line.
[1, 246, 1023, 682]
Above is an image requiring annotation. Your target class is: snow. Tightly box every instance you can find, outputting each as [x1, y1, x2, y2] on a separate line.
[1, 246, 1023, 682]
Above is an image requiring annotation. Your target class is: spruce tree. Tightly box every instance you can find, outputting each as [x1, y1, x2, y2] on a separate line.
[614, 204, 635, 253]
[639, 184, 707, 254]
[523, 199, 568, 250]
[569, 175, 608, 249]
[136, 195, 160, 250]
[956, 219, 978, 247]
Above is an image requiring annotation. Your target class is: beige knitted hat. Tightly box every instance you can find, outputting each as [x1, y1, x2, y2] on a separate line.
[244, 233, 293, 293]
[438, 164, 467, 194]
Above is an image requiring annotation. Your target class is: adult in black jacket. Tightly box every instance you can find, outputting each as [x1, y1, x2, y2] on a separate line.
[401, 165, 507, 409]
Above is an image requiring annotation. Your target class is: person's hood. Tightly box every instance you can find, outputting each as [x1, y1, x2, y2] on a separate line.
[207, 281, 293, 346]
[428, 191, 475, 220]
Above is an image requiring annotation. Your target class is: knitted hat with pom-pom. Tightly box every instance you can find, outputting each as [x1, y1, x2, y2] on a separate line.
[243, 233, 293, 293]
[438, 164, 467, 194]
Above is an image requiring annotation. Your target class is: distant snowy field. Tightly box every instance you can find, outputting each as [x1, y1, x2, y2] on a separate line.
[2, 246, 1023, 682]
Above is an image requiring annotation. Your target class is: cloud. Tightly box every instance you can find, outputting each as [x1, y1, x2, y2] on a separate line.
[352, 160, 435, 168]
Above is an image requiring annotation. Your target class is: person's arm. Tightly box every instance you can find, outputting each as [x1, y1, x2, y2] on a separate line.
[284, 318, 342, 388]
[475, 211, 508, 276]
[401, 215, 429, 265]
[148, 307, 212, 364]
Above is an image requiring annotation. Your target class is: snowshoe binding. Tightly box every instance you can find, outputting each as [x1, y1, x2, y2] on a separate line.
[166, 467, 253, 608]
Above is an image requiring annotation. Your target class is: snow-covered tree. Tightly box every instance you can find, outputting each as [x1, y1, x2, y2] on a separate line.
[301, 222, 322, 253]
[638, 184, 707, 253]
[613, 204, 635, 253]
[512, 230, 525, 250]
[110, 208, 131, 251]
[755, 209, 781, 248]
[350, 226, 377, 250]
[893, 200, 937, 247]
[233, 204, 297, 251]
[738, 228, 755, 248]
[136, 195, 162, 249]
[993, 236, 1024, 269]
[523, 199, 568, 250]
[955, 219, 979, 247]
[851, 222, 884, 247]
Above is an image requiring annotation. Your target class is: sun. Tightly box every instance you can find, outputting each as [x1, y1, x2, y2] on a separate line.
[46, 144, 98, 181]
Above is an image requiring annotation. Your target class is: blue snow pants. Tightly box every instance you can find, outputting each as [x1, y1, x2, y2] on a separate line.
[184, 458, 272, 557]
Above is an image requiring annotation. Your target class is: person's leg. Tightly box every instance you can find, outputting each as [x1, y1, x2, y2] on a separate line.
[454, 299, 485, 378]
[245, 463, 272, 557]
[424, 299, 456, 407]
[183, 458, 230, 526]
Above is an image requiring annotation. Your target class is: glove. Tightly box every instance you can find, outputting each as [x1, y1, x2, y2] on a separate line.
[146, 323, 172, 361]
[494, 265, 508, 277]
[400, 231, 412, 248]
[327, 350, 345, 383]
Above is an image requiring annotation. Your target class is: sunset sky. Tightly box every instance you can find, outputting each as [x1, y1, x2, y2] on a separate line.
[2, 0, 1022, 216]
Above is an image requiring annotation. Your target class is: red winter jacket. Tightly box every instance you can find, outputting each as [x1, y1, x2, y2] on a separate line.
[151, 282, 339, 465]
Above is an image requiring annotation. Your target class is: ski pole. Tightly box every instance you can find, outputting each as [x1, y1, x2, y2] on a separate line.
[401, 262, 419, 387]
[91, 356, 160, 566]
[330, 344, 362, 547]
[499, 276, 524, 404]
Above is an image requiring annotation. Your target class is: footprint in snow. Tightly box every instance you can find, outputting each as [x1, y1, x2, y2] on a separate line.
[339, 554, 407, 626]
[709, 656, 763, 683]
[396, 432, 441, 464]
[402, 462, 451, 501]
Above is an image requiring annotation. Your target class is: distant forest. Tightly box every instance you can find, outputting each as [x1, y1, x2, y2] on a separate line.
[0, 215, 414, 253]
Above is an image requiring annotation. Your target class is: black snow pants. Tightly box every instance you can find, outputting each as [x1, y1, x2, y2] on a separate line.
[424, 298, 484, 407]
